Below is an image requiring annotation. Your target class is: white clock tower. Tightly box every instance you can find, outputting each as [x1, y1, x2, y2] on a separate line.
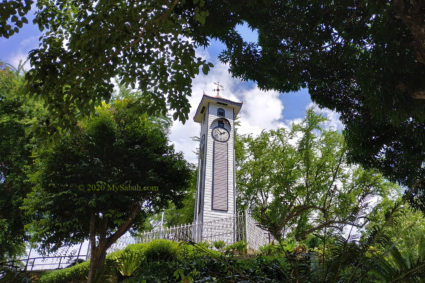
[193, 84, 242, 241]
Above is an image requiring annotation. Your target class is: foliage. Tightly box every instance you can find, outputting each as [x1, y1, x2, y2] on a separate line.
[150, 169, 197, 228]
[237, 109, 399, 242]
[132, 245, 289, 283]
[39, 240, 289, 283]
[36, 200, 425, 283]
[0, 62, 39, 261]
[40, 261, 90, 283]
[258, 243, 282, 257]
[195, 241, 212, 250]
[143, 239, 178, 262]
[212, 240, 226, 252]
[194, 0, 425, 196]
[113, 249, 144, 278]
[22, 99, 192, 282]
[19, 0, 213, 130]
[0, 0, 32, 38]
[224, 241, 247, 256]
[0, 265, 31, 283]
[359, 202, 425, 282]
[4, 0, 425, 197]
[369, 235, 425, 282]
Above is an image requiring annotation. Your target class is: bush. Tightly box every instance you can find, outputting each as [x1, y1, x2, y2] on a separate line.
[259, 242, 282, 256]
[40, 261, 89, 283]
[41, 240, 292, 283]
[113, 249, 144, 278]
[143, 239, 178, 262]
[225, 241, 247, 255]
[212, 240, 226, 251]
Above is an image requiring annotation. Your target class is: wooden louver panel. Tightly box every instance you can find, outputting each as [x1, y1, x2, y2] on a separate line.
[213, 141, 228, 211]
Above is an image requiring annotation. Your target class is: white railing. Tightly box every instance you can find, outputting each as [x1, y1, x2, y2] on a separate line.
[245, 213, 276, 250]
[107, 212, 273, 253]
[15, 212, 275, 270]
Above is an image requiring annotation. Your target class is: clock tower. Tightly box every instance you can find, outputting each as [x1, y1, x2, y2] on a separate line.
[193, 86, 242, 241]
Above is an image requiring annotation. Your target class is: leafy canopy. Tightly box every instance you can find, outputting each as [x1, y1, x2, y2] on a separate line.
[237, 109, 399, 241]
[0, 62, 43, 261]
[23, 0, 212, 129]
[194, 0, 425, 194]
[22, 98, 192, 281]
[3, 0, 425, 193]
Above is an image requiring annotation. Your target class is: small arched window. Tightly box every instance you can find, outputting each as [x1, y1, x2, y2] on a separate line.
[218, 120, 224, 128]
[217, 108, 225, 117]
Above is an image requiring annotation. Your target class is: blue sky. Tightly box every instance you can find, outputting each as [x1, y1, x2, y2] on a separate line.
[0, 19, 342, 163]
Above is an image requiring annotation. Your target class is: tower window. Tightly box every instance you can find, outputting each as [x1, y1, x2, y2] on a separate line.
[218, 120, 224, 128]
[217, 108, 225, 117]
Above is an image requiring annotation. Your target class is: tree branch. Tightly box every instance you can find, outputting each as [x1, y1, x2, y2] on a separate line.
[105, 203, 141, 249]
[89, 212, 96, 253]
[296, 219, 364, 240]
[79, 0, 181, 83]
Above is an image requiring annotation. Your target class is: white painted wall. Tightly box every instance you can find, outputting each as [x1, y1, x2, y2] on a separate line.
[202, 103, 235, 223]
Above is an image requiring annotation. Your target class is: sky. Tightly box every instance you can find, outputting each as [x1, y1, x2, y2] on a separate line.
[0, 18, 343, 165]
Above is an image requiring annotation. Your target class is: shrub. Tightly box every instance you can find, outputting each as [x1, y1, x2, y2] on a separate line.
[143, 239, 178, 262]
[113, 249, 144, 278]
[212, 240, 226, 251]
[40, 261, 89, 283]
[224, 241, 247, 255]
[0, 266, 31, 283]
[196, 240, 211, 250]
[259, 242, 282, 256]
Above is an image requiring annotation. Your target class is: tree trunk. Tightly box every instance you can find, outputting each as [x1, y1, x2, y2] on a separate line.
[86, 205, 140, 283]
[87, 245, 107, 283]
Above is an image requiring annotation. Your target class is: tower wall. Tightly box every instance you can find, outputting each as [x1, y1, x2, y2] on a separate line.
[202, 104, 235, 223]
[193, 95, 242, 243]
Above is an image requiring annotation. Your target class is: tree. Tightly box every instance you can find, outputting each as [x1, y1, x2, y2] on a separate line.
[0, 0, 32, 38]
[18, 0, 212, 129]
[237, 109, 399, 242]
[0, 62, 40, 262]
[357, 201, 425, 282]
[3, 1, 425, 192]
[159, 170, 197, 227]
[190, 0, 425, 194]
[22, 99, 192, 283]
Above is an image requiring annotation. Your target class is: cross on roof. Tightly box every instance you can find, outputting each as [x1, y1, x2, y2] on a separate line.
[213, 82, 224, 98]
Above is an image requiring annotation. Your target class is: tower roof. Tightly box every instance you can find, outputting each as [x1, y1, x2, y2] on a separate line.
[193, 94, 243, 123]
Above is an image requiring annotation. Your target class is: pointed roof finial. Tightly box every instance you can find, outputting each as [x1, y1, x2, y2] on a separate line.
[213, 82, 224, 98]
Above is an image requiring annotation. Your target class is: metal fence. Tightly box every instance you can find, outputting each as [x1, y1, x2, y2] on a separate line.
[245, 212, 276, 250]
[2, 243, 88, 271]
[9, 212, 274, 271]
[107, 213, 247, 253]
[107, 212, 273, 253]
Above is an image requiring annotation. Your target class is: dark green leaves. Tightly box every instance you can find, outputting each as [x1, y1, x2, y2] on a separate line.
[25, 0, 212, 129]
[22, 98, 192, 253]
[0, 1, 32, 38]
[197, 0, 425, 194]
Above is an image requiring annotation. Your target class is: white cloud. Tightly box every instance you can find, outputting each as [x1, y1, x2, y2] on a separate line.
[7, 36, 37, 70]
[169, 62, 285, 164]
[9, 51, 30, 70]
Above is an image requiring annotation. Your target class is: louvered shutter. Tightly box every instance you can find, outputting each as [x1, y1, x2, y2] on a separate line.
[213, 141, 228, 211]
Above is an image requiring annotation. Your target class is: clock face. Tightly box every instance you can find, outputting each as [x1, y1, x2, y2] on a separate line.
[212, 127, 230, 142]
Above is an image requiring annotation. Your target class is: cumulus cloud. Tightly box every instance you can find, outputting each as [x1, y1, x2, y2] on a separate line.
[169, 62, 285, 164]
